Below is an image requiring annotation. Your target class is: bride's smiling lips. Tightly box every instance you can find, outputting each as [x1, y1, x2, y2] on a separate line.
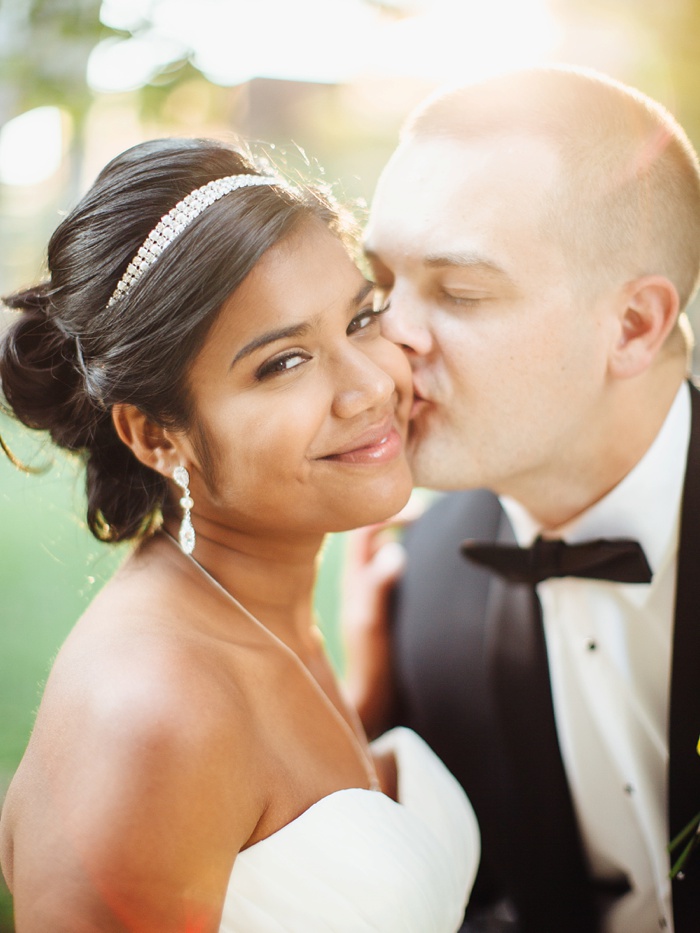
[318, 415, 404, 464]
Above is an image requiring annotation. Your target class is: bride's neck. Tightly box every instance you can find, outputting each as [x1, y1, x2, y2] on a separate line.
[163, 517, 325, 654]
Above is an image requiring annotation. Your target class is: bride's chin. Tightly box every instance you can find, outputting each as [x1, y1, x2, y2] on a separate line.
[331, 471, 414, 532]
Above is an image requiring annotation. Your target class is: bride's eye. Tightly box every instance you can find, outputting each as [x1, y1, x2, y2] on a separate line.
[347, 303, 390, 335]
[255, 351, 310, 380]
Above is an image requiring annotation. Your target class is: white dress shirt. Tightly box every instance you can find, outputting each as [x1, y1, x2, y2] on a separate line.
[501, 382, 691, 933]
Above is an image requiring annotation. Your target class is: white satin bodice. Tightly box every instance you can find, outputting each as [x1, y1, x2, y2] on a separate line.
[220, 727, 480, 931]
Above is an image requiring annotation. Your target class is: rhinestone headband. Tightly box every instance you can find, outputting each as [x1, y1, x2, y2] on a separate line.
[107, 174, 279, 307]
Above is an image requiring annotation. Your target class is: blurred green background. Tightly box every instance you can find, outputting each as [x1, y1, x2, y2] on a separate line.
[3, 0, 700, 928]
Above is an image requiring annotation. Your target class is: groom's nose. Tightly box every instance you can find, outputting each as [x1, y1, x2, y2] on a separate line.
[380, 288, 433, 358]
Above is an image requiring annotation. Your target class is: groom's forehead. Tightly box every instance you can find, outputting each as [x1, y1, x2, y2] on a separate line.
[366, 136, 563, 266]
[371, 135, 561, 221]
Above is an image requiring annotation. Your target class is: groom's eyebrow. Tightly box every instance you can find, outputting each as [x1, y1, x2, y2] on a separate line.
[423, 251, 511, 281]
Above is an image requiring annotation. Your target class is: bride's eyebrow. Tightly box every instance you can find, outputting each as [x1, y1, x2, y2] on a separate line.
[353, 280, 374, 305]
[230, 321, 313, 369]
[230, 281, 375, 370]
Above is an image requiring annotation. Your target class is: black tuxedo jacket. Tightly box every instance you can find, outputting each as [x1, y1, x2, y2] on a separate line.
[390, 382, 700, 933]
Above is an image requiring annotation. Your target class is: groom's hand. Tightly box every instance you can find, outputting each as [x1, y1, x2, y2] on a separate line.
[341, 499, 423, 739]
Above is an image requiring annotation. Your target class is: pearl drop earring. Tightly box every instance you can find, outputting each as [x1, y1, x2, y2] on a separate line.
[173, 465, 195, 554]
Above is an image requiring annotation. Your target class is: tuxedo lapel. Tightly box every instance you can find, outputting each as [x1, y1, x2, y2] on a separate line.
[485, 511, 598, 932]
[668, 381, 700, 929]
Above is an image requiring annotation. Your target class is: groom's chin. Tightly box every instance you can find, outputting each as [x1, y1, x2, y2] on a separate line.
[407, 436, 453, 491]
[407, 428, 482, 493]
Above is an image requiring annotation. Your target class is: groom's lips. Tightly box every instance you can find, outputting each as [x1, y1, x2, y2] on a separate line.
[410, 384, 430, 420]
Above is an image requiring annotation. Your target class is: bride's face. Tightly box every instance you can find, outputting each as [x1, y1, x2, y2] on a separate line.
[181, 218, 413, 537]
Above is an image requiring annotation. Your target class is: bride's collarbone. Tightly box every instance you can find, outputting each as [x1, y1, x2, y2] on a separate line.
[214, 639, 380, 835]
[228, 641, 368, 772]
[176, 592, 362, 765]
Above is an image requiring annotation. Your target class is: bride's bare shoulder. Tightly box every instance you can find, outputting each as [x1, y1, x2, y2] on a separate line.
[2, 537, 267, 927]
[41, 534, 255, 730]
[18, 533, 268, 805]
[2, 535, 266, 890]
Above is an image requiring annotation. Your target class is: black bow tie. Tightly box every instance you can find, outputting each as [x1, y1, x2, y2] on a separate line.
[461, 535, 653, 585]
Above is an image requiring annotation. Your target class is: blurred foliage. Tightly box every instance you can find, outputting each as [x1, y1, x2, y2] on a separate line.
[554, 0, 700, 142]
[1, 0, 699, 140]
[0, 0, 108, 126]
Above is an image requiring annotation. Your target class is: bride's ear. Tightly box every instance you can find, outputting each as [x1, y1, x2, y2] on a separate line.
[112, 404, 181, 478]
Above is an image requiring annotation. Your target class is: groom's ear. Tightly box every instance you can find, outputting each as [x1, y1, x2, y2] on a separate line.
[112, 404, 181, 478]
[608, 275, 680, 379]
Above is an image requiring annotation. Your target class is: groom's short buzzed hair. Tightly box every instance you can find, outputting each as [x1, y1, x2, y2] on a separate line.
[403, 66, 700, 314]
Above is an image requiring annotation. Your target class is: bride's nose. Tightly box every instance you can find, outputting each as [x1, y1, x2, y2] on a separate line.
[331, 347, 395, 420]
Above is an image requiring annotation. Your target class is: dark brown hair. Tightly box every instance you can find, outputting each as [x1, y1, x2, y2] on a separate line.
[0, 137, 344, 542]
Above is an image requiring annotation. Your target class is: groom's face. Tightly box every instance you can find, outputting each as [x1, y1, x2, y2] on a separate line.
[364, 133, 616, 499]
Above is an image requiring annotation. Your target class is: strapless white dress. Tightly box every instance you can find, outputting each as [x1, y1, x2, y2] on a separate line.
[220, 727, 479, 931]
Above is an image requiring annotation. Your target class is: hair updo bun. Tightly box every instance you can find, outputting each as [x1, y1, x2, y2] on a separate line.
[0, 137, 344, 542]
[3, 283, 102, 449]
